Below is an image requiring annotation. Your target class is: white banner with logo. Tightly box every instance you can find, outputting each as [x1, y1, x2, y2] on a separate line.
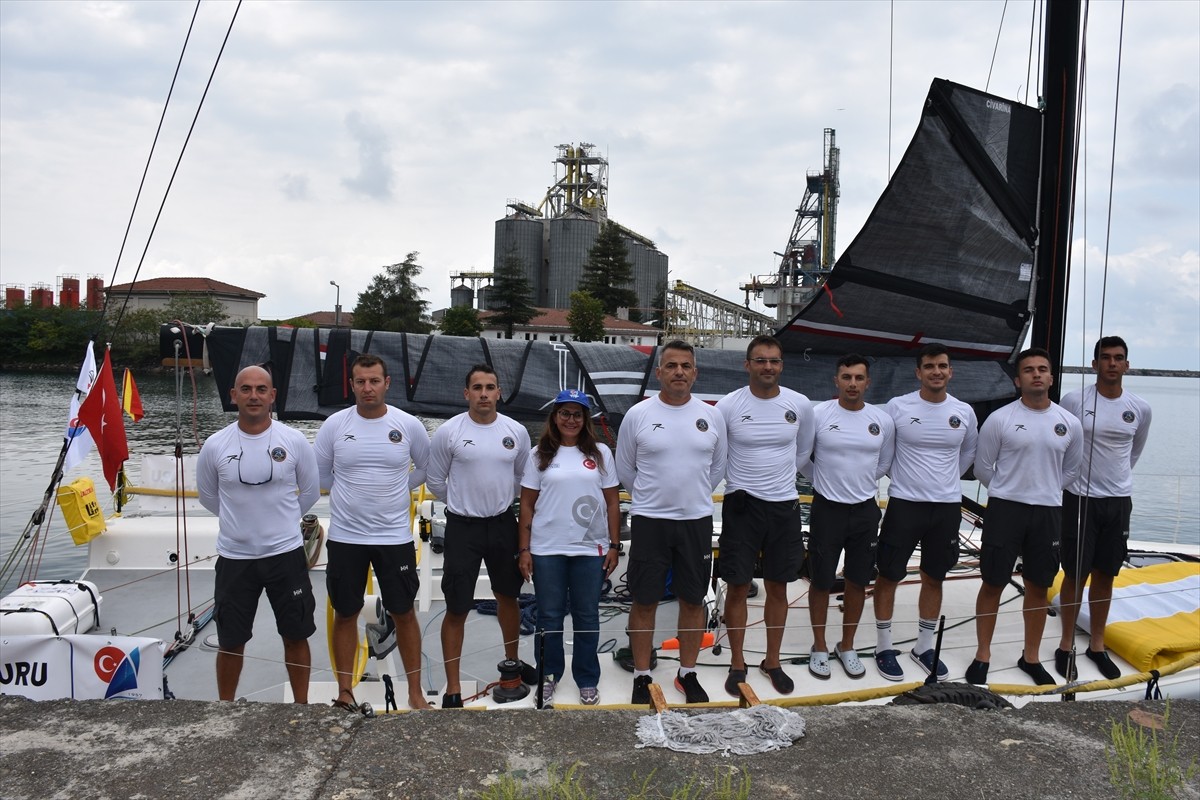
[0, 635, 165, 700]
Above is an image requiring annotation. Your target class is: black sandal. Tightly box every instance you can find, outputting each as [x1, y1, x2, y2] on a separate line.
[331, 689, 360, 713]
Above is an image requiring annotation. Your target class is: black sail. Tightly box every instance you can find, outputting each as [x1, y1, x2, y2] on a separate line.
[777, 79, 1041, 362]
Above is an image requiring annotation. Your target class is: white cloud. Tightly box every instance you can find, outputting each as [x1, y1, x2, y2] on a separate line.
[1, 0, 1196, 368]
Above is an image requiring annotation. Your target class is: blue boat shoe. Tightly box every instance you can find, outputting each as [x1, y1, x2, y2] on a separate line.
[875, 649, 904, 681]
[910, 648, 949, 681]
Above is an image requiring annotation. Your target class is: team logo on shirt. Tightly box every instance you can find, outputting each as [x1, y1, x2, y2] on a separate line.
[582, 458, 597, 470]
[1122, 411, 1135, 423]
[502, 436, 516, 450]
[868, 423, 880, 436]
[785, 410, 797, 423]
[741, 415, 753, 422]
[572, 496, 599, 528]
[270, 447, 287, 462]
[1054, 423, 1067, 436]
[695, 419, 709, 432]
[949, 416, 962, 429]
[389, 429, 403, 443]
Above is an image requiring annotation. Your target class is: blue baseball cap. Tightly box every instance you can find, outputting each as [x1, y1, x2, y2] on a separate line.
[553, 388, 590, 409]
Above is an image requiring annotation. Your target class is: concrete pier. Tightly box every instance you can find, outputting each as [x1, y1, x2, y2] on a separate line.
[1, 696, 1196, 799]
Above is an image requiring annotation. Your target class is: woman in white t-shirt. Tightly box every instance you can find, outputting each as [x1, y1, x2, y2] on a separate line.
[518, 389, 620, 706]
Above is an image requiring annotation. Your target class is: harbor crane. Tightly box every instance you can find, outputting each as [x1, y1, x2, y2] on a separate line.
[741, 128, 840, 326]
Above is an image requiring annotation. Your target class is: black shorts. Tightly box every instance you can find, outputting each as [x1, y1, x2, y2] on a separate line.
[807, 493, 881, 591]
[214, 547, 316, 649]
[980, 497, 1061, 588]
[1061, 492, 1132, 578]
[441, 510, 524, 615]
[628, 515, 714, 606]
[326, 540, 420, 617]
[718, 491, 803, 585]
[876, 498, 962, 582]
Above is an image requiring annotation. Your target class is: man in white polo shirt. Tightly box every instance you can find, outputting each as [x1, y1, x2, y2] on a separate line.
[427, 363, 533, 708]
[873, 343, 977, 682]
[1056, 336, 1151, 680]
[197, 364, 321, 702]
[314, 354, 432, 710]
[617, 340, 727, 705]
[968, 347, 1082, 686]
[716, 334, 814, 696]
[800, 354, 894, 682]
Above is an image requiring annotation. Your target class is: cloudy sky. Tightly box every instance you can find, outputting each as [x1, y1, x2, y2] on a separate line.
[1, 0, 1196, 369]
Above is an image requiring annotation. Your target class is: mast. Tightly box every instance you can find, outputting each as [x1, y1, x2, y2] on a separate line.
[1033, 0, 1081, 401]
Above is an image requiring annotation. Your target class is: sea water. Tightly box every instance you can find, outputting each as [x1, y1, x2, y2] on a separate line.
[1, 370, 1196, 594]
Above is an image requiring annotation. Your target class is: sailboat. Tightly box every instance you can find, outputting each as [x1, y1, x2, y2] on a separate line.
[3, 2, 1196, 709]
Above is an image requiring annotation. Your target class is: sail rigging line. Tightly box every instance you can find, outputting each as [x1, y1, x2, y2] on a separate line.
[1024, 1, 1037, 107]
[1074, 1, 1128, 583]
[887, 0, 893, 178]
[108, 0, 244, 336]
[985, 0, 1009, 93]
[100, 0, 202, 335]
[169, 326, 207, 644]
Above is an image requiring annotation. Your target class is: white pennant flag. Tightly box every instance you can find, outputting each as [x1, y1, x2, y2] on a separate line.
[63, 342, 98, 473]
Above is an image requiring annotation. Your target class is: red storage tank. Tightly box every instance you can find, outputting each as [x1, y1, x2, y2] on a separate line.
[30, 285, 54, 308]
[60, 276, 80, 309]
[87, 277, 105, 310]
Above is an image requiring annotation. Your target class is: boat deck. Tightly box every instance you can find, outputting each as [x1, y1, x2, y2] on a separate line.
[78, 517, 1199, 709]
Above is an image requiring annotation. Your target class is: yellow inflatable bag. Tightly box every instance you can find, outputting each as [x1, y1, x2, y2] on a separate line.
[56, 477, 107, 545]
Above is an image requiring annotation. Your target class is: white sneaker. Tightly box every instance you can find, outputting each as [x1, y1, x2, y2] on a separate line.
[540, 678, 556, 706]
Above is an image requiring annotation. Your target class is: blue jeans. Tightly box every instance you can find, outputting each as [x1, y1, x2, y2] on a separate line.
[531, 554, 604, 688]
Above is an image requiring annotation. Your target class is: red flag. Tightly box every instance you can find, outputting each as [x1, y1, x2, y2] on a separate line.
[121, 368, 145, 422]
[77, 349, 129, 491]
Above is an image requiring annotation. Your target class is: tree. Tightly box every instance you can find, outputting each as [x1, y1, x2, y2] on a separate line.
[107, 308, 164, 367]
[0, 305, 102, 367]
[567, 291, 605, 343]
[579, 221, 638, 317]
[161, 293, 230, 326]
[649, 281, 668, 330]
[353, 251, 433, 333]
[440, 305, 484, 337]
[488, 246, 538, 339]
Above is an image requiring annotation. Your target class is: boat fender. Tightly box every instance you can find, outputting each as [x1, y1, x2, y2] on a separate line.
[890, 682, 1014, 710]
[56, 477, 107, 546]
[301, 514, 324, 569]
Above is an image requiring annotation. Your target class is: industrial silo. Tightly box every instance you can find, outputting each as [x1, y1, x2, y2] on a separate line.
[630, 244, 667, 318]
[546, 217, 599, 309]
[494, 217, 544, 300]
[476, 285, 494, 311]
[450, 283, 474, 308]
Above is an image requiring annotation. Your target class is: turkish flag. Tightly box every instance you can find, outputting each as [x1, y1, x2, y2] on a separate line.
[77, 348, 129, 491]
